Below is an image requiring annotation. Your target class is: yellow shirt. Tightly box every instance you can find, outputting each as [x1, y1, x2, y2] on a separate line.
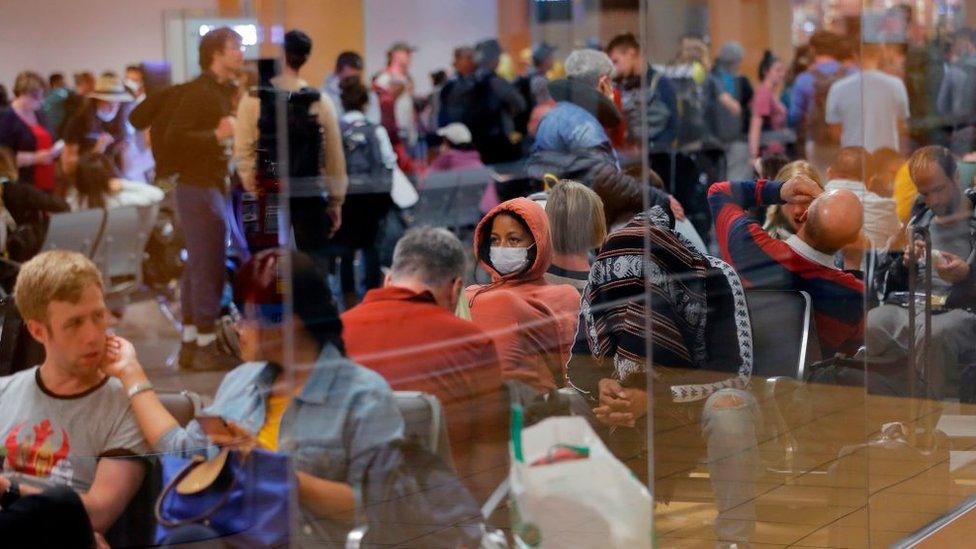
[256, 394, 291, 451]
[894, 162, 918, 223]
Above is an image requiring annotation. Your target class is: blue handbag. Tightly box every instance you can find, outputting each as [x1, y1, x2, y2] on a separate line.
[155, 447, 293, 547]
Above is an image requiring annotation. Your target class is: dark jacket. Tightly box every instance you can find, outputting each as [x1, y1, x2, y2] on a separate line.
[0, 108, 48, 185]
[526, 144, 672, 226]
[164, 72, 236, 188]
[130, 83, 187, 179]
[439, 68, 526, 165]
[882, 189, 976, 310]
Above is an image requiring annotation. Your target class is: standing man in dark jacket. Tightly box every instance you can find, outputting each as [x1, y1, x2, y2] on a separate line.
[460, 39, 526, 165]
[165, 26, 243, 371]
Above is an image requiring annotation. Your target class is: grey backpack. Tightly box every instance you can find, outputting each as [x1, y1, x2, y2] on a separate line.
[341, 119, 393, 195]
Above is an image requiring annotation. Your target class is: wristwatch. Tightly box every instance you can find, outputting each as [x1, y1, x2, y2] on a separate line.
[0, 478, 20, 509]
[127, 380, 154, 400]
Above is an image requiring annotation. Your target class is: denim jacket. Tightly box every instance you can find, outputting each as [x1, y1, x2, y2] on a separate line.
[156, 344, 404, 545]
[533, 101, 611, 154]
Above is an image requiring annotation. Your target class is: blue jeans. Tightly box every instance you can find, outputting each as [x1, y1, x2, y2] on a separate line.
[600, 387, 761, 545]
[174, 184, 228, 331]
[700, 388, 762, 545]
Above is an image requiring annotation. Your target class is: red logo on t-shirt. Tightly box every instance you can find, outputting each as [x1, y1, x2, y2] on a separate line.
[3, 420, 70, 478]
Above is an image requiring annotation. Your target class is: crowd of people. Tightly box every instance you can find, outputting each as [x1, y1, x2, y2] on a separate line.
[1, 5, 976, 546]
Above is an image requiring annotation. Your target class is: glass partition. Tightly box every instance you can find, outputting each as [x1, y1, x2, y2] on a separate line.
[12, 0, 976, 547]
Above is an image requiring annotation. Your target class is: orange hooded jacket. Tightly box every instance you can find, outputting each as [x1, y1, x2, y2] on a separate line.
[465, 198, 582, 390]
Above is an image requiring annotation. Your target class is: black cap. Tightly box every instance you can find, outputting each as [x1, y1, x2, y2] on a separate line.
[284, 30, 312, 57]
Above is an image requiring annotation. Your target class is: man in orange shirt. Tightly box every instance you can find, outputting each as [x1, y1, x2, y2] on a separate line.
[342, 227, 506, 499]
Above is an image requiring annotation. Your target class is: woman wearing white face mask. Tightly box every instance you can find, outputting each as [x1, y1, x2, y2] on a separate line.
[62, 74, 133, 177]
[466, 198, 582, 391]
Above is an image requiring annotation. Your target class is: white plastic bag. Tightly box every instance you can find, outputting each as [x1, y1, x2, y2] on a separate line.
[390, 166, 419, 208]
[509, 416, 652, 549]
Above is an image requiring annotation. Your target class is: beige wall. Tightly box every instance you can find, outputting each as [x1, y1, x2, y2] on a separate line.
[222, 0, 365, 87]
[0, 0, 216, 89]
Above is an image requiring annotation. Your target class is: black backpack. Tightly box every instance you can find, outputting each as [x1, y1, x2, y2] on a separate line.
[357, 440, 484, 547]
[341, 118, 393, 195]
[255, 87, 323, 182]
[666, 68, 708, 149]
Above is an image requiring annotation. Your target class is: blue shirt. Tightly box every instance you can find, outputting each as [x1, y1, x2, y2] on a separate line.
[533, 101, 611, 153]
[788, 60, 843, 127]
[156, 344, 404, 543]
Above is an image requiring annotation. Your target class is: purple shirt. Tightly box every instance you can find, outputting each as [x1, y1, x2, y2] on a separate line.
[788, 60, 843, 127]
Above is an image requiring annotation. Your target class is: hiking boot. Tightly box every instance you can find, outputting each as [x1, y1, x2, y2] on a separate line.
[177, 343, 196, 370]
[191, 341, 242, 372]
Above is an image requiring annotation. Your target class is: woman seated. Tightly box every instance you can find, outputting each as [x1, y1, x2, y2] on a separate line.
[67, 152, 163, 211]
[567, 201, 759, 546]
[544, 180, 607, 291]
[763, 160, 823, 241]
[99, 250, 404, 545]
[0, 146, 68, 266]
[466, 198, 581, 390]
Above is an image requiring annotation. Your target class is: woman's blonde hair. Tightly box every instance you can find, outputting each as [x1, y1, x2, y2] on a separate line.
[764, 160, 824, 236]
[546, 180, 607, 254]
[13, 71, 45, 98]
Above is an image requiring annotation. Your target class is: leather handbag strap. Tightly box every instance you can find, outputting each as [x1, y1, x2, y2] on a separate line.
[155, 451, 238, 528]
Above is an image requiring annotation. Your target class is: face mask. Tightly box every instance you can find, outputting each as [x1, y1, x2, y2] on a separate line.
[490, 246, 530, 275]
[96, 104, 119, 122]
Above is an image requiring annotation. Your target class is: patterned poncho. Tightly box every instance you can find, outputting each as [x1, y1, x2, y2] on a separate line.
[567, 206, 753, 404]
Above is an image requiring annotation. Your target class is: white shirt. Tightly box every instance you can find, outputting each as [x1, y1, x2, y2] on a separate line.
[66, 178, 164, 211]
[824, 178, 901, 250]
[785, 234, 838, 269]
[825, 69, 909, 152]
[374, 70, 418, 146]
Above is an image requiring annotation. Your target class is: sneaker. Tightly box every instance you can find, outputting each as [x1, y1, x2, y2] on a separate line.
[177, 343, 197, 370]
[191, 341, 242, 372]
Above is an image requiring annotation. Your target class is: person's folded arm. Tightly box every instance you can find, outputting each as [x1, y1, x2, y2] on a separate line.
[128, 92, 164, 131]
[708, 179, 789, 279]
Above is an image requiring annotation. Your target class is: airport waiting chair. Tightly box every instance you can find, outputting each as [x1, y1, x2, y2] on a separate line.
[41, 209, 106, 257]
[394, 390, 454, 471]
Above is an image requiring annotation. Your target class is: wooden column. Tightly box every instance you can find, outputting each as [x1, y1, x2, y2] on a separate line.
[706, 0, 790, 86]
[498, 0, 531, 60]
[281, 0, 364, 87]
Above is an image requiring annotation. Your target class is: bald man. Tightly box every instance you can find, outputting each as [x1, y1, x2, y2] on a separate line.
[824, 147, 901, 250]
[709, 176, 866, 356]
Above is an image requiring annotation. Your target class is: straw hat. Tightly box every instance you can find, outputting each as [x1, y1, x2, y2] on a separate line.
[88, 74, 134, 102]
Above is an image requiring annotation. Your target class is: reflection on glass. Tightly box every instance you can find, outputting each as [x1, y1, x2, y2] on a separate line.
[9, 0, 976, 547]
